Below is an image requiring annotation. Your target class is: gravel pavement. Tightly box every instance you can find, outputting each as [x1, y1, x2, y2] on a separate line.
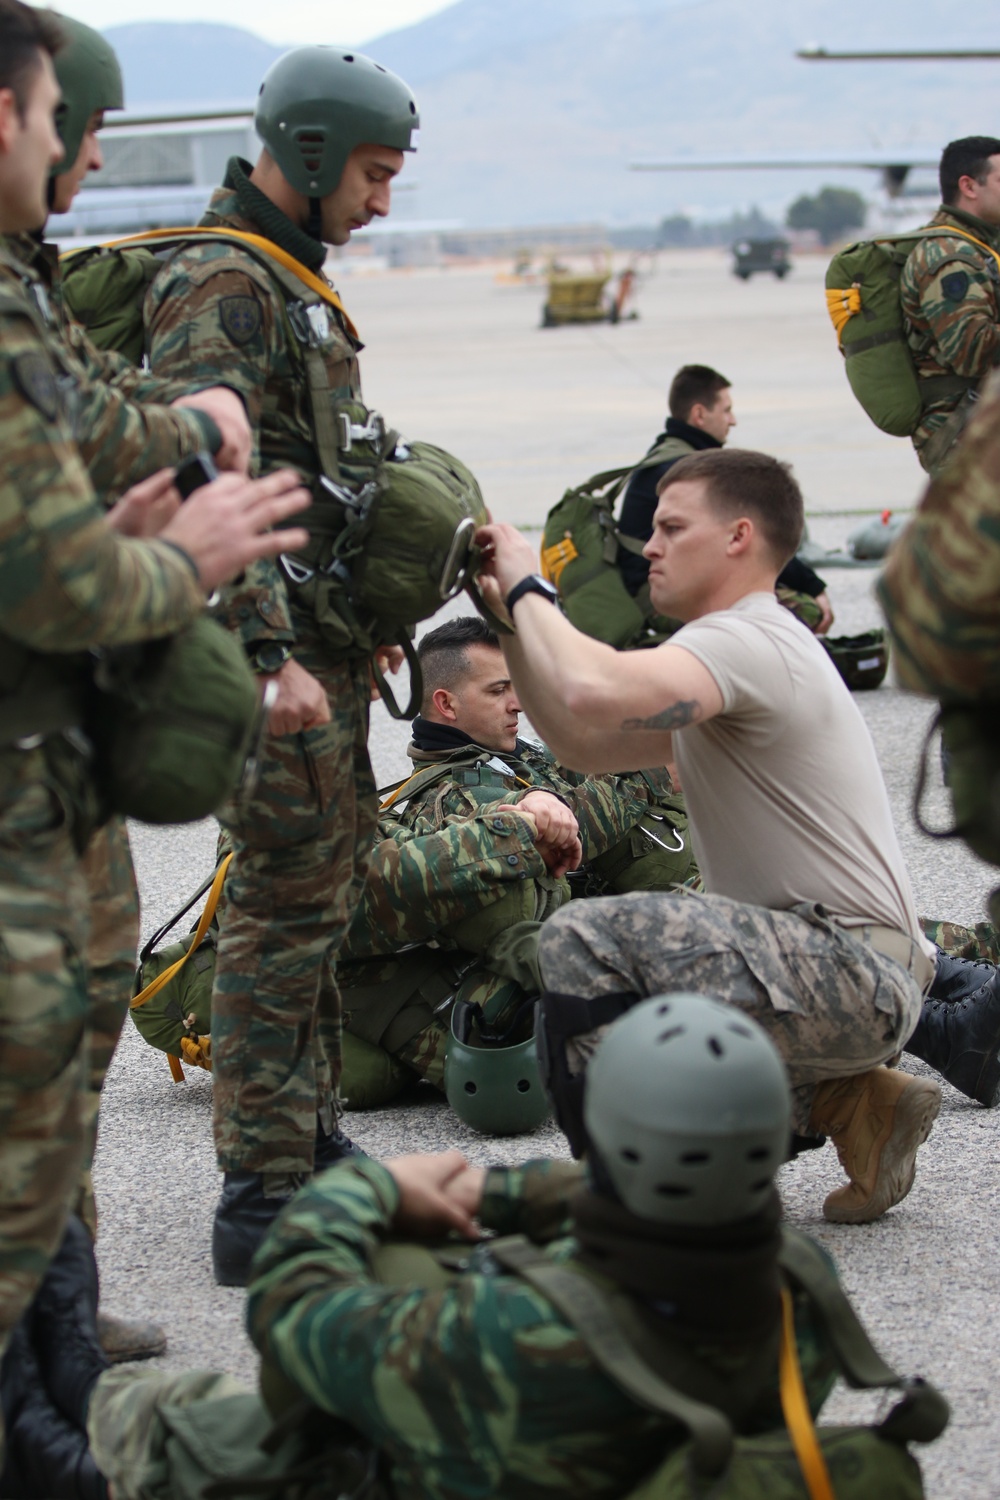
[92, 255, 998, 1497]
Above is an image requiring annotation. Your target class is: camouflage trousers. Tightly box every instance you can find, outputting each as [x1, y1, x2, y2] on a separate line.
[76, 816, 140, 1236]
[538, 889, 926, 1130]
[212, 639, 376, 1175]
[0, 756, 91, 1461]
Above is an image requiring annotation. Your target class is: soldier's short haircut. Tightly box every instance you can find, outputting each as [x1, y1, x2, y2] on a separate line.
[0, 0, 63, 119]
[940, 136, 1000, 206]
[657, 449, 803, 568]
[417, 615, 501, 705]
[668, 365, 731, 423]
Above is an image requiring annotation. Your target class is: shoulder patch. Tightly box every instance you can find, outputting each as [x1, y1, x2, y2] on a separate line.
[940, 270, 970, 303]
[12, 351, 59, 420]
[219, 294, 263, 346]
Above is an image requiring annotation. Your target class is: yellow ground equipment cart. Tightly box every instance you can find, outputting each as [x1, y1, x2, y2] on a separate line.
[540, 263, 639, 327]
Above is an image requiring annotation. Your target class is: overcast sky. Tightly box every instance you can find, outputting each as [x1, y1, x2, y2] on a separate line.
[52, 0, 457, 46]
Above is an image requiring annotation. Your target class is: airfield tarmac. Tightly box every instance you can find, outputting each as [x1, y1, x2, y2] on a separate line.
[98, 250, 995, 1497]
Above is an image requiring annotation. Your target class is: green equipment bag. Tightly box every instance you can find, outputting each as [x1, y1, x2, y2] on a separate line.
[60, 240, 161, 364]
[825, 227, 1000, 437]
[585, 793, 696, 893]
[541, 443, 688, 649]
[491, 1229, 947, 1500]
[822, 629, 890, 692]
[86, 616, 263, 824]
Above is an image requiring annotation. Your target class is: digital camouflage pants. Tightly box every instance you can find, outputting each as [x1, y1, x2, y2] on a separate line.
[211, 639, 376, 1176]
[0, 756, 91, 1463]
[538, 889, 926, 1130]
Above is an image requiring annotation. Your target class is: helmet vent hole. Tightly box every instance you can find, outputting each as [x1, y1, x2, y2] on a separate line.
[343, 54, 354, 62]
[655, 1002, 671, 1016]
[747, 1147, 771, 1162]
[296, 132, 325, 173]
[656, 1026, 683, 1045]
[680, 1151, 709, 1165]
[728, 1022, 753, 1039]
[751, 1178, 771, 1192]
[464, 1081, 477, 1095]
[516, 1079, 531, 1093]
[409, 102, 417, 114]
[376, 64, 386, 72]
[620, 1148, 640, 1164]
[707, 1037, 724, 1058]
[655, 1184, 692, 1198]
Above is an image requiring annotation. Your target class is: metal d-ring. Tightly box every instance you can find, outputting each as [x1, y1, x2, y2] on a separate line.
[439, 517, 477, 600]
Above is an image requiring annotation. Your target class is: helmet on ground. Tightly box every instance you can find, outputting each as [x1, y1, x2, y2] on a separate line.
[583, 993, 790, 1226]
[51, 14, 124, 176]
[254, 46, 419, 198]
[822, 629, 889, 691]
[444, 999, 551, 1136]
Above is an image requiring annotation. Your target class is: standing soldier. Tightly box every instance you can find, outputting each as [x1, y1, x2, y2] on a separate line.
[900, 135, 1000, 474]
[3, 12, 253, 1361]
[0, 0, 310, 1456]
[138, 47, 420, 1284]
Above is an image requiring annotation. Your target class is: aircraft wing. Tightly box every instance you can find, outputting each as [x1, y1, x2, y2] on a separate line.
[797, 47, 1000, 60]
[631, 153, 939, 172]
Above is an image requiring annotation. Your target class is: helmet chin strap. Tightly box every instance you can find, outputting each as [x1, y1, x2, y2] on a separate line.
[306, 196, 323, 242]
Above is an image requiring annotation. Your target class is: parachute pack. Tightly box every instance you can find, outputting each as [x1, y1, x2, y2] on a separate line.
[825, 226, 1000, 438]
[540, 440, 689, 649]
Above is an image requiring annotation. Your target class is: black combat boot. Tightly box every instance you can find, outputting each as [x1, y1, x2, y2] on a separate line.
[905, 950, 1000, 1106]
[0, 1321, 108, 1500]
[212, 1171, 304, 1287]
[31, 1217, 108, 1431]
[313, 1116, 366, 1173]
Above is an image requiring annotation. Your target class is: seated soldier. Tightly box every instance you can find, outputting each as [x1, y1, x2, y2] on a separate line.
[615, 364, 833, 635]
[1, 996, 948, 1500]
[389, 614, 697, 896]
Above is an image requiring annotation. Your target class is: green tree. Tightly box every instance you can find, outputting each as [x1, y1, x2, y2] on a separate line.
[786, 187, 866, 245]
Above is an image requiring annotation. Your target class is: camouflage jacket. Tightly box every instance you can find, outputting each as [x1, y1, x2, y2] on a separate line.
[343, 803, 549, 961]
[248, 1158, 837, 1500]
[2, 233, 220, 498]
[900, 206, 1000, 435]
[879, 368, 1000, 699]
[143, 157, 361, 651]
[393, 731, 672, 864]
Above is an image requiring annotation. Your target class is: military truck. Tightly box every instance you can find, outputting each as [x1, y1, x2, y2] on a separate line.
[732, 237, 791, 280]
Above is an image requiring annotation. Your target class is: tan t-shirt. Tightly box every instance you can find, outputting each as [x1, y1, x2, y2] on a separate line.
[671, 592, 927, 945]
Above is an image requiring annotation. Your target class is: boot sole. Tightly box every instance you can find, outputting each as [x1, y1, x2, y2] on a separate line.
[823, 1076, 942, 1224]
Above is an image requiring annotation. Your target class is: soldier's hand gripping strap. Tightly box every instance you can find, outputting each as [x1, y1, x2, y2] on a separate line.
[534, 991, 640, 1157]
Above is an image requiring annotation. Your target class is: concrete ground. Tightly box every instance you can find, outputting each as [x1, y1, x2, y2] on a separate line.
[95, 251, 995, 1497]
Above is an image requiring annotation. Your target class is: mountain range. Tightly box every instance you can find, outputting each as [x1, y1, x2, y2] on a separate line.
[105, 0, 999, 226]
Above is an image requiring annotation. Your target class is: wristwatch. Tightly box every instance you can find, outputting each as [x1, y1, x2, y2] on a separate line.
[250, 641, 293, 675]
[505, 574, 559, 614]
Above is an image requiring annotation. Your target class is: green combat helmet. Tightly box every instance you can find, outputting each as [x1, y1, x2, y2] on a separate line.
[444, 999, 551, 1136]
[254, 45, 419, 199]
[51, 13, 124, 175]
[583, 993, 790, 1225]
[822, 629, 890, 692]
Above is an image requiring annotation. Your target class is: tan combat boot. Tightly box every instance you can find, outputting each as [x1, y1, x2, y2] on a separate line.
[808, 1067, 941, 1224]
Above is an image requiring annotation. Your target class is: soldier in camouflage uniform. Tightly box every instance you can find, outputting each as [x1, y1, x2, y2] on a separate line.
[3, 14, 256, 1362]
[900, 135, 1000, 473]
[81, 999, 939, 1500]
[393, 616, 698, 893]
[133, 45, 422, 1285]
[0, 0, 310, 1460]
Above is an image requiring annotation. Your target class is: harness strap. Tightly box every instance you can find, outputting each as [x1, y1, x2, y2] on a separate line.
[490, 1237, 733, 1475]
[779, 1287, 835, 1500]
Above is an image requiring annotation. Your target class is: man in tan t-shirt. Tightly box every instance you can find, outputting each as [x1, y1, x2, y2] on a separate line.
[477, 448, 940, 1224]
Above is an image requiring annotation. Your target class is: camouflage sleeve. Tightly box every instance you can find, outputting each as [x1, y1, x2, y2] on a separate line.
[344, 803, 548, 955]
[247, 1158, 658, 1500]
[904, 242, 1000, 379]
[58, 319, 220, 497]
[546, 772, 649, 861]
[145, 249, 294, 646]
[879, 372, 1000, 697]
[0, 308, 203, 650]
[478, 1160, 586, 1241]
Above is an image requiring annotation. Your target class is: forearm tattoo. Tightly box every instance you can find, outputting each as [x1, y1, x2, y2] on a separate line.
[620, 698, 699, 731]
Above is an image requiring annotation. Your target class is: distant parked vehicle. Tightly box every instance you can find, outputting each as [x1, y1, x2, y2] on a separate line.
[732, 237, 791, 280]
[540, 260, 640, 327]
